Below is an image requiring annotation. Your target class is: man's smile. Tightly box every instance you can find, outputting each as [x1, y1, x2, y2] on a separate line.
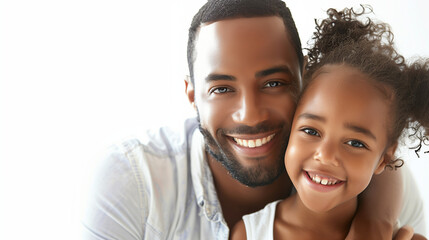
[225, 130, 284, 158]
[232, 133, 276, 148]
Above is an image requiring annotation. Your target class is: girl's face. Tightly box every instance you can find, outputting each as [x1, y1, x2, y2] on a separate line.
[285, 64, 396, 213]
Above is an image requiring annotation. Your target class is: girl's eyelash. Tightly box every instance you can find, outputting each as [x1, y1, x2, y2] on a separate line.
[346, 140, 369, 149]
[301, 127, 320, 136]
[299, 127, 369, 150]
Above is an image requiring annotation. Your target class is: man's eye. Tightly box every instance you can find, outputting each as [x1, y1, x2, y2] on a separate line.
[302, 128, 319, 136]
[264, 81, 283, 88]
[346, 140, 366, 149]
[212, 87, 230, 94]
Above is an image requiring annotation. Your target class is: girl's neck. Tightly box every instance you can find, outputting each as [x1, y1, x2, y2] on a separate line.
[275, 193, 357, 240]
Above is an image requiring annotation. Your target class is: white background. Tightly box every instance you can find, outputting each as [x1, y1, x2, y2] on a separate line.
[1, 1, 428, 239]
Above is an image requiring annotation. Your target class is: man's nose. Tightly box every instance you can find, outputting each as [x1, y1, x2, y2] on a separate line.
[314, 139, 340, 167]
[231, 91, 269, 126]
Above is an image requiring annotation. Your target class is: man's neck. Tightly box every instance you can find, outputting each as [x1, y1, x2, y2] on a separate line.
[206, 153, 292, 229]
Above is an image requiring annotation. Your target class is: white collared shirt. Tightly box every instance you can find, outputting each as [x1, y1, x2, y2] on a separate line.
[81, 118, 230, 239]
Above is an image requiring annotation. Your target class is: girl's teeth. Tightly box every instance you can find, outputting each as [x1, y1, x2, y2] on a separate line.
[311, 174, 339, 186]
[313, 176, 321, 184]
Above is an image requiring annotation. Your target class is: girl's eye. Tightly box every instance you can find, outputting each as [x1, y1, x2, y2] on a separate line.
[346, 140, 366, 149]
[264, 81, 283, 88]
[212, 87, 230, 94]
[302, 128, 320, 136]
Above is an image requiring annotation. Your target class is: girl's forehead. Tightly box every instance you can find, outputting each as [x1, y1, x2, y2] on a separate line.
[305, 64, 393, 101]
[297, 64, 392, 135]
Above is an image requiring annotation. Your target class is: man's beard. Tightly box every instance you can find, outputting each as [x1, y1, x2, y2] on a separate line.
[197, 113, 288, 188]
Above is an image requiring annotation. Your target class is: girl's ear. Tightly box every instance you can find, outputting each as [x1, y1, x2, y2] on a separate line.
[184, 75, 197, 110]
[374, 143, 398, 175]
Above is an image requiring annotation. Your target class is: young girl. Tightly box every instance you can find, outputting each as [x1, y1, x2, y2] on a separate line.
[230, 6, 429, 240]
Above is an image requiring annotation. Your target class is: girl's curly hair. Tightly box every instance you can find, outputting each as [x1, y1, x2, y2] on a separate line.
[303, 6, 429, 169]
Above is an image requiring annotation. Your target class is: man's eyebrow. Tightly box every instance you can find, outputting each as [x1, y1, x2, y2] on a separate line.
[205, 74, 236, 82]
[344, 123, 377, 140]
[205, 66, 292, 82]
[255, 66, 292, 78]
[297, 113, 325, 122]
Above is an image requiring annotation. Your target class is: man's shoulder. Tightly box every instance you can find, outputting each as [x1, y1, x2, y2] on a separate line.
[91, 117, 200, 198]
[102, 118, 198, 172]
[138, 117, 199, 155]
[111, 117, 199, 158]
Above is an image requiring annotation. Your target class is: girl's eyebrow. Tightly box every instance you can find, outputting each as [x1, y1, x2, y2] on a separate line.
[297, 113, 325, 122]
[297, 113, 377, 140]
[344, 123, 376, 140]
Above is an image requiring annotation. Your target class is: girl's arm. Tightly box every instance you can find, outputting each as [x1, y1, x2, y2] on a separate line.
[346, 168, 403, 239]
[394, 226, 427, 240]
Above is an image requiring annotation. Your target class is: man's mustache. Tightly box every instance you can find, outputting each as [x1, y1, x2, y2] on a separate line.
[220, 121, 285, 135]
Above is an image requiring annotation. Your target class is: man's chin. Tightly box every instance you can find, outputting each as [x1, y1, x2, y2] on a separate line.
[198, 121, 287, 187]
[209, 148, 285, 187]
[229, 164, 285, 188]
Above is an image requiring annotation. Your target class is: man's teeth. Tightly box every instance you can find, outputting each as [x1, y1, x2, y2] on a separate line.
[311, 175, 339, 186]
[233, 134, 275, 148]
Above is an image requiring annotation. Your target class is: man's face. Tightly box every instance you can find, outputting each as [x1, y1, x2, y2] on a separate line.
[188, 16, 301, 187]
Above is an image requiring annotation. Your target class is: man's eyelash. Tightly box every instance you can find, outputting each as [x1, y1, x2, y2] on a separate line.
[210, 87, 232, 94]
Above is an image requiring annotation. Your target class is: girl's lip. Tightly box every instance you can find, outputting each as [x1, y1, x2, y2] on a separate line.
[303, 171, 345, 193]
[305, 170, 345, 182]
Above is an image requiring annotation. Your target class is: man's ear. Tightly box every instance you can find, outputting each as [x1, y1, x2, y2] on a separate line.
[374, 143, 398, 175]
[302, 55, 308, 76]
[184, 75, 196, 110]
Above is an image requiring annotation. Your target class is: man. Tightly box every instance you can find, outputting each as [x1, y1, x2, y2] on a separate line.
[82, 0, 425, 239]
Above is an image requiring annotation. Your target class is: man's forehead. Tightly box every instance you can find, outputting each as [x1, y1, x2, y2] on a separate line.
[192, 15, 301, 91]
[194, 16, 290, 64]
[197, 16, 286, 40]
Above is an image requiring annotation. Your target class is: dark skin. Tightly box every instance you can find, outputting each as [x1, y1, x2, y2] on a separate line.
[231, 65, 403, 240]
[185, 16, 408, 239]
[208, 154, 292, 228]
[186, 16, 299, 228]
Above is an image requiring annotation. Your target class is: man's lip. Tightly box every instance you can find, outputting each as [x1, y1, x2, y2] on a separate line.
[226, 130, 281, 156]
[225, 130, 279, 140]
